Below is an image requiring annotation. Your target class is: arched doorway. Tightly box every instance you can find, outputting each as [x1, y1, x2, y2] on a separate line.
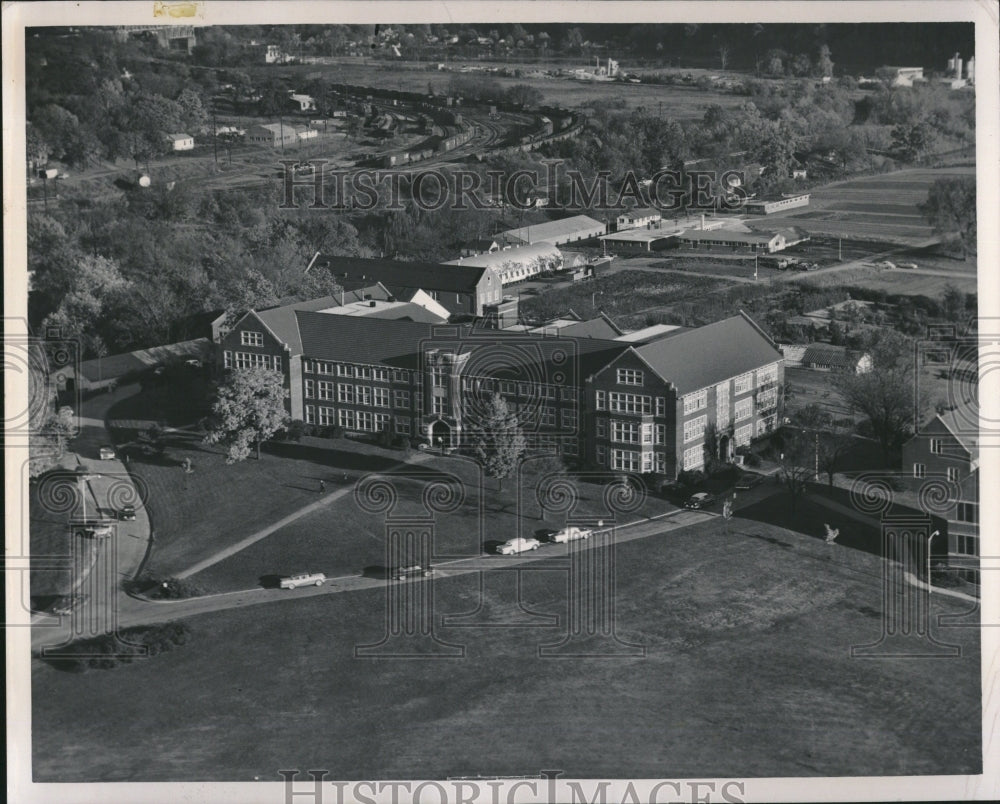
[430, 419, 451, 450]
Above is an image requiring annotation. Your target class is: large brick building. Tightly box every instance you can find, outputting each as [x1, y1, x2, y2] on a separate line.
[220, 302, 783, 479]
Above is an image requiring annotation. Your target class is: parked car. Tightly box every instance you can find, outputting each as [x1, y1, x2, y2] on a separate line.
[550, 526, 592, 543]
[898, 262, 917, 270]
[392, 564, 434, 581]
[99, 445, 116, 460]
[51, 595, 88, 615]
[496, 537, 541, 555]
[279, 572, 326, 589]
[118, 505, 136, 521]
[684, 492, 715, 509]
[735, 473, 764, 491]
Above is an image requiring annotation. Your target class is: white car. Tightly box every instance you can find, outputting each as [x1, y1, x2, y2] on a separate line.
[496, 537, 541, 555]
[280, 572, 326, 589]
[550, 526, 592, 543]
[898, 262, 918, 270]
[99, 445, 116, 460]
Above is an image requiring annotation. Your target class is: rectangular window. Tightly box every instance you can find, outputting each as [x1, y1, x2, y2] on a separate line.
[946, 466, 960, 482]
[683, 415, 707, 444]
[373, 388, 390, 408]
[501, 381, 515, 394]
[542, 385, 555, 399]
[617, 369, 644, 386]
[393, 370, 409, 383]
[518, 382, 533, 397]
[756, 364, 778, 386]
[373, 413, 390, 432]
[563, 440, 578, 456]
[337, 364, 354, 377]
[234, 352, 276, 370]
[241, 330, 264, 347]
[642, 423, 653, 444]
[612, 449, 641, 472]
[337, 384, 354, 404]
[957, 502, 978, 523]
[611, 421, 639, 444]
[540, 407, 556, 427]
[596, 445, 607, 465]
[562, 409, 577, 430]
[930, 438, 943, 454]
[756, 388, 777, 410]
[395, 418, 411, 435]
[958, 535, 979, 556]
[433, 368, 447, 388]
[305, 405, 316, 424]
[561, 387, 576, 401]
[318, 407, 336, 426]
[304, 379, 315, 399]
[273, 356, 281, 372]
[596, 418, 607, 438]
[394, 390, 410, 409]
[913, 463, 925, 478]
[735, 397, 753, 422]
[595, 390, 606, 411]
[356, 386, 373, 406]
[655, 452, 666, 474]
[314, 361, 333, 375]
[683, 390, 707, 415]
[655, 424, 666, 445]
[683, 446, 704, 471]
[433, 396, 448, 415]
[357, 411, 373, 432]
[373, 368, 389, 382]
[735, 424, 753, 447]
[224, 350, 232, 369]
[656, 396, 666, 417]
[734, 373, 753, 395]
[357, 366, 372, 380]
[609, 392, 652, 414]
[317, 381, 335, 401]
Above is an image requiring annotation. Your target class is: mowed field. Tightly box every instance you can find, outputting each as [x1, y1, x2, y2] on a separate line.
[31, 513, 981, 781]
[746, 167, 975, 246]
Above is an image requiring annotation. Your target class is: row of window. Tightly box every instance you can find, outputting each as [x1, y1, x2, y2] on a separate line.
[304, 406, 393, 433]
[595, 391, 664, 415]
[224, 351, 282, 371]
[303, 361, 396, 382]
[596, 447, 668, 475]
[913, 464, 963, 482]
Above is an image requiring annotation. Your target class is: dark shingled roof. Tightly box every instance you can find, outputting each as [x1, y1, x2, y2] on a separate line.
[317, 255, 493, 294]
[802, 343, 859, 369]
[634, 313, 782, 394]
[294, 312, 630, 378]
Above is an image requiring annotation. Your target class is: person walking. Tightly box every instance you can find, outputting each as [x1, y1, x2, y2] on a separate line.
[319, 479, 326, 493]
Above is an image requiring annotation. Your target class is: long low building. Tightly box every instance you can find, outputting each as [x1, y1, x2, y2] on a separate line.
[599, 227, 679, 253]
[444, 242, 562, 285]
[220, 304, 784, 479]
[675, 226, 809, 254]
[744, 193, 810, 215]
[500, 215, 607, 247]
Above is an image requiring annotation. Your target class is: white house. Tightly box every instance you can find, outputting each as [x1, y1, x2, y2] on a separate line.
[289, 93, 316, 112]
[163, 133, 194, 151]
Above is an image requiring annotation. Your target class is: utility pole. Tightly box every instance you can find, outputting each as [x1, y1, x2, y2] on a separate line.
[838, 238, 842, 261]
[212, 108, 218, 167]
[814, 432, 819, 482]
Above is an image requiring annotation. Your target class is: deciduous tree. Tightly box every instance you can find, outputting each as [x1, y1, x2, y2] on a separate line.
[473, 394, 526, 491]
[204, 368, 290, 462]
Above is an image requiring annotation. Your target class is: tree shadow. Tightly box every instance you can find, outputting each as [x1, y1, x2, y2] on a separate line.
[261, 441, 406, 473]
[361, 565, 391, 580]
[258, 574, 285, 589]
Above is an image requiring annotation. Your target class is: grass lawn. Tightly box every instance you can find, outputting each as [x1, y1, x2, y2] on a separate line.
[193, 452, 680, 591]
[31, 514, 980, 781]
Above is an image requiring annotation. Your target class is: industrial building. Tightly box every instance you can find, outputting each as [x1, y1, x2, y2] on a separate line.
[444, 242, 562, 285]
[500, 215, 607, 247]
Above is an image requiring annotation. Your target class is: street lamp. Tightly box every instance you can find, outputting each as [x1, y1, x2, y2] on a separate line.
[75, 467, 98, 525]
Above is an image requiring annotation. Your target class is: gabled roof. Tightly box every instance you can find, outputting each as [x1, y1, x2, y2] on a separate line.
[936, 406, 978, 456]
[501, 215, 606, 244]
[79, 338, 211, 382]
[632, 313, 782, 394]
[444, 241, 561, 268]
[802, 343, 860, 368]
[552, 313, 624, 339]
[677, 229, 778, 244]
[317, 255, 493, 294]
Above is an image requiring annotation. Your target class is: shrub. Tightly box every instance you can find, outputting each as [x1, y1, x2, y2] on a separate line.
[320, 425, 345, 439]
[153, 577, 207, 600]
[283, 419, 306, 442]
[392, 434, 412, 453]
[377, 428, 394, 449]
[743, 453, 762, 468]
[42, 622, 192, 672]
[677, 469, 707, 489]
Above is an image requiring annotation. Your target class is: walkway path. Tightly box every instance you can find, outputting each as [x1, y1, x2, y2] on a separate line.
[174, 450, 434, 579]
